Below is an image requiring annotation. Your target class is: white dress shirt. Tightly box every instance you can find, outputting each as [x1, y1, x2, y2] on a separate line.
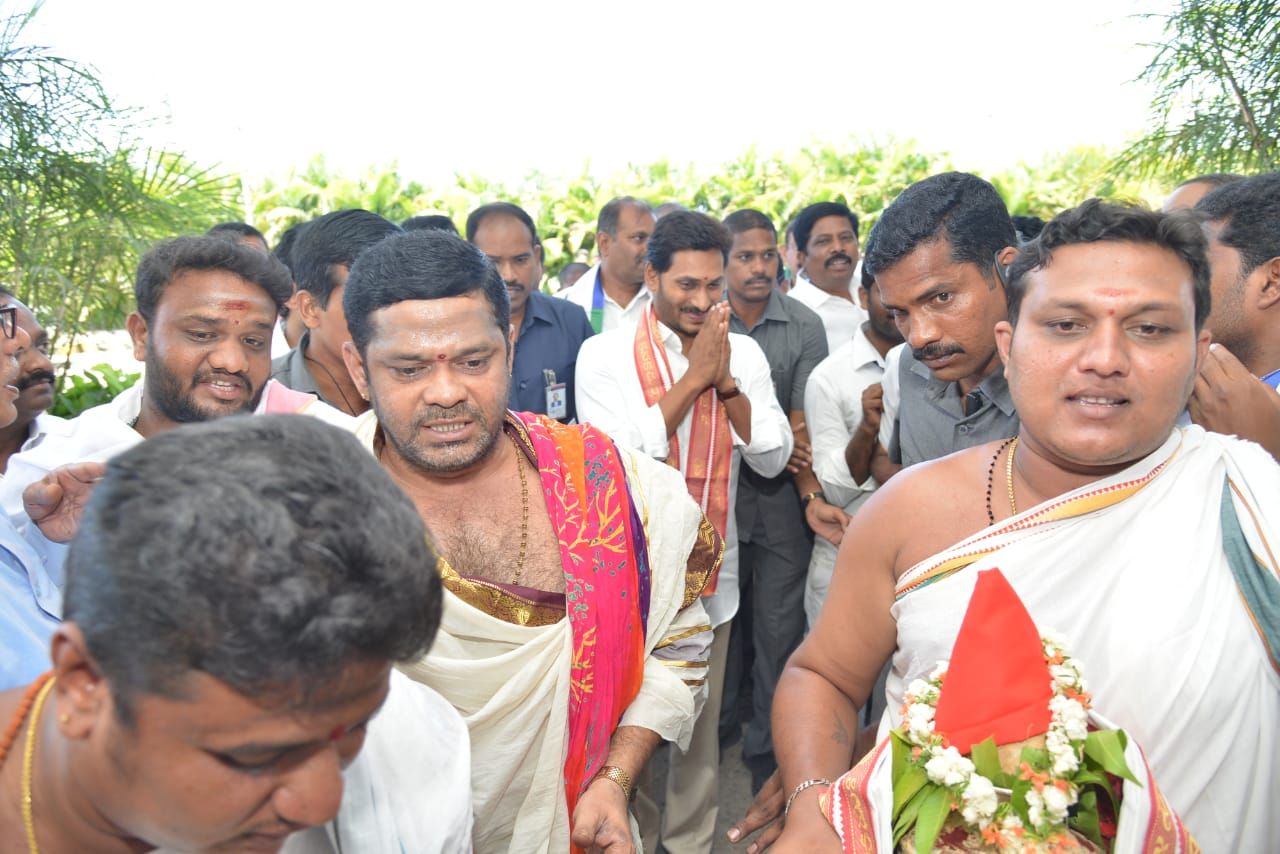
[787, 271, 868, 355]
[575, 320, 793, 627]
[559, 264, 652, 333]
[802, 328, 886, 626]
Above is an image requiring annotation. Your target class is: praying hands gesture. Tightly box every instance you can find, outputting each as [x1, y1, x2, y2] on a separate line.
[685, 303, 733, 393]
[23, 461, 107, 543]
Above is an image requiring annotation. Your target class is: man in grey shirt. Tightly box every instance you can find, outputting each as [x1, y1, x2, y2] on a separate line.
[721, 210, 831, 792]
[865, 172, 1021, 478]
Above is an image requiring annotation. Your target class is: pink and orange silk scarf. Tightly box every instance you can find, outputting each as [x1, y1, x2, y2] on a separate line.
[513, 412, 650, 851]
[632, 305, 731, 595]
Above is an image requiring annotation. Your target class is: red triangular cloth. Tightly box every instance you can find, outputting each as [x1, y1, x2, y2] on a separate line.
[932, 568, 1053, 754]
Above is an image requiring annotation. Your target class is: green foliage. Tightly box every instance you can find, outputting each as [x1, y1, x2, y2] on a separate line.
[0, 3, 238, 370]
[1120, 0, 1280, 178]
[50, 362, 139, 418]
[246, 141, 1166, 294]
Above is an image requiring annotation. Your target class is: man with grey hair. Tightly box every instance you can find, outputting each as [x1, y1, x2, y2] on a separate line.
[561, 196, 657, 332]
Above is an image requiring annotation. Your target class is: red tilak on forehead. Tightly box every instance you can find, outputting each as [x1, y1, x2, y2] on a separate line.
[328, 724, 347, 742]
[436, 353, 448, 361]
[221, 300, 251, 311]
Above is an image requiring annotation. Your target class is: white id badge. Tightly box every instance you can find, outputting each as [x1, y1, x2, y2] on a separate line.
[545, 382, 568, 419]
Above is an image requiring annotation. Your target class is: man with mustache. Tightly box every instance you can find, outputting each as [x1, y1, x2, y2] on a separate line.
[0, 292, 58, 475]
[561, 197, 656, 333]
[866, 172, 1020, 478]
[786, 201, 868, 354]
[718, 209, 831, 794]
[577, 210, 792, 853]
[0, 415, 473, 853]
[467, 202, 593, 423]
[340, 228, 722, 853]
[0, 236, 352, 574]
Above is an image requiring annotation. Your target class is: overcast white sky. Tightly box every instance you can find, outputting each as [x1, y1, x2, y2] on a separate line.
[22, 0, 1171, 185]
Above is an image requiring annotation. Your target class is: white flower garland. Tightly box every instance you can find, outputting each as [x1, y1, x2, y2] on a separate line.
[897, 632, 1094, 848]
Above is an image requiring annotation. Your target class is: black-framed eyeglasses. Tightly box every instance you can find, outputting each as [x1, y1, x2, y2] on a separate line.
[0, 306, 16, 340]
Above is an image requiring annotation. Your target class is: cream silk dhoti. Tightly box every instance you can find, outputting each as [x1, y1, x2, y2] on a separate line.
[885, 427, 1279, 853]
[399, 444, 716, 854]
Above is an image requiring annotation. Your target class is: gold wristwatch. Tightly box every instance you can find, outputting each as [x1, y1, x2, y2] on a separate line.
[593, 765, 635, 801]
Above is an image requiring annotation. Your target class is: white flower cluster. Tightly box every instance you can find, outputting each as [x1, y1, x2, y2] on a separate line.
[1025, 783, 1078, 827]
[925, 745, 975, 787]
[897, 634, 1097, 841]
[1042, 636, 1090, 789]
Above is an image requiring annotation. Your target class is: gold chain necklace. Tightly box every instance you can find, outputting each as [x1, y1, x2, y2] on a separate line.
[509, 433, 529, 585]
[1005, 436, 1020, 517]
[21, 676, 55, 854]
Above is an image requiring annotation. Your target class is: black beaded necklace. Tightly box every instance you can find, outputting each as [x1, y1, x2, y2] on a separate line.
[985, 437, 1017, 525]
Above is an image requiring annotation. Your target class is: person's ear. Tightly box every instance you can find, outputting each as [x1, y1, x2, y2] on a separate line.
[857, 286, 869, 311]
[596, 231, 612, 260]
[294, 290, 324, 331]
[50, 624, 109, 741]
[126, 312, 148, 362]
[644, 262, 659, 294]
[994, 320, 1014, 366]
[340, 341, 368, 401]
[1195, 330, 1212, 371]
[1254, 256, 1280, 311]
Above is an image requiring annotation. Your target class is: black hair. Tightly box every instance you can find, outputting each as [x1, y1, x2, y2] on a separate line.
[272, 222, 307, 278]
[792, 202, 859, 253]
[597, 196, 654, 237]
[722, 209, 777, 239]
[1011, 215, 1046, 243]
[135, 236, 293, 321]
[1005, 199, 1211, 331]
[465, 202, 540, 247]
[344, 229, 510, 355]
[558, 262, 589, 285]
[860, 259, 875, 291]
[402, 215, 459, 235]
[206, 221, 268, 249]
[292, 209, 402, 308]
[863, 172, 1016, 283]
[63, 415, 442, 724]
[1175, 173, 1245, 191]
[645, 210, 733, 275]
[1195, 172, 1280, 275]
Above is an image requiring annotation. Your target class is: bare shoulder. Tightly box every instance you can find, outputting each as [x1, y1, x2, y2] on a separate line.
[851, 441, 1008, 576]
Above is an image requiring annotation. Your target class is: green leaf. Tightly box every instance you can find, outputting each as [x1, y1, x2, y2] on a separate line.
[1072, 789, 1104, 849]
[1084, 730, 1140, 785]
[892, 787, 929, 845]
[1019, 745, 1049, 769]
[911, 786, 953, 854]
[970, 738, 1011, 787]
[892, 729, 910, 784]
[1011, 778, 1033, 828]
[894, 764, 930, 818]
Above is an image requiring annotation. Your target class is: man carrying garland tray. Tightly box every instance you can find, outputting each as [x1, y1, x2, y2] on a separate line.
[823, 568, 1195, 853]
[759, 201, 1279, 853]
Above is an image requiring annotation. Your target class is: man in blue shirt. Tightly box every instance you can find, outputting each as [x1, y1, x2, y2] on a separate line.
[467, 203, 593, 422]
[0, 302, 63, 689]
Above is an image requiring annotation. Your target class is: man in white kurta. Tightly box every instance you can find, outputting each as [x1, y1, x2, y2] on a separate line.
[576, 210, 792, 853]
[766, 202, 1279, 853]
[802, 327, 886, 627]
[338, 226, 721, 853]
